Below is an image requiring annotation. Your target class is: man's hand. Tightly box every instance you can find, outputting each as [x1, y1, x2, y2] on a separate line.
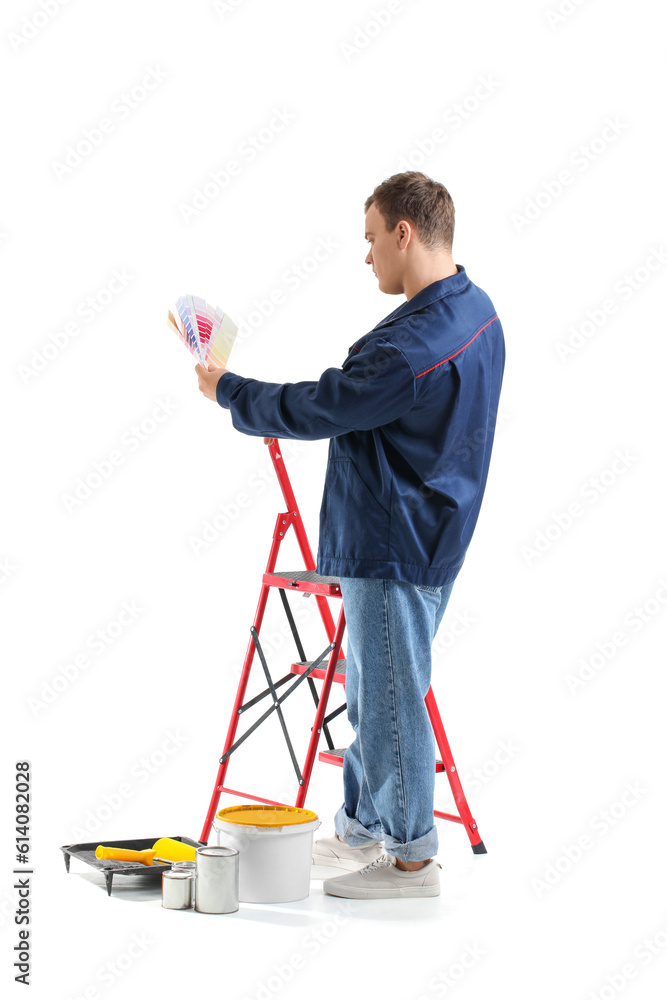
[195, 362, 227, 401]
[196, 361, 275, 445]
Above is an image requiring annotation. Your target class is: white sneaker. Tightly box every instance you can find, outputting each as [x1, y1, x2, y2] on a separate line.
[312, 833, 385, 871]
[322, 853, 441, 898]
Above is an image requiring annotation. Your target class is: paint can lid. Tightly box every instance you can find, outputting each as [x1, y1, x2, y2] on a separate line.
[216, 804, 318, 827]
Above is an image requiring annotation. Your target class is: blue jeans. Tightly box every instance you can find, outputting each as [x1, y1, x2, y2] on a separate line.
[333, 576, 456, 863]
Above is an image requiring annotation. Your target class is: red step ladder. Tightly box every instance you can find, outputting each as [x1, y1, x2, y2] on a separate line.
[199, 439, 486, 854]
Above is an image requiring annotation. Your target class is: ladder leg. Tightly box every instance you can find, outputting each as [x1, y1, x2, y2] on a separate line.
[268, 441, 345, 658]
[425, 688, 486, 854]
[201, 441, 348, 841]
[199, 582, 272, 844]
[295, 603, 347, 809]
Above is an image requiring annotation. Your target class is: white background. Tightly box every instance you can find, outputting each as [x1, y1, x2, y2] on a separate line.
[3, 1, 666, 998]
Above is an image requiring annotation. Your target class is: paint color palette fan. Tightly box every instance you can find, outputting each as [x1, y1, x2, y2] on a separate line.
[167, 294, 238, 368]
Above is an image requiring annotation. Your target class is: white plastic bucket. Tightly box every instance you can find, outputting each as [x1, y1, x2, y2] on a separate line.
[213, 805, 321, 903]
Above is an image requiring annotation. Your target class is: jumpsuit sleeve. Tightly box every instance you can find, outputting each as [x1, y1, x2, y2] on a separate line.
[215, 337, 416, 441]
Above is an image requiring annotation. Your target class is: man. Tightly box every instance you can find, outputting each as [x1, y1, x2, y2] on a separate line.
[196, 170, 505, 899]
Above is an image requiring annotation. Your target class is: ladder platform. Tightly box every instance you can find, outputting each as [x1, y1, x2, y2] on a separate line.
[319, 747, 446, 772]
[263, 570, 342, 597]
[291, 658, 347, 683]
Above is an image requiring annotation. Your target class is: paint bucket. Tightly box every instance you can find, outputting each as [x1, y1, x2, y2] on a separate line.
[213, 805, 320, 903]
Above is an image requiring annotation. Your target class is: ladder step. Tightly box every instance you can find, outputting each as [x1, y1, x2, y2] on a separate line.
[291, 658, 347, 683]
[264, 570, 342, 597]
[318, 748, 347, 765]
[319, 748, 446, 772]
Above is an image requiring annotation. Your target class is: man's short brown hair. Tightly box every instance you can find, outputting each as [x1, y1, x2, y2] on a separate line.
[365, 171, 455, 253]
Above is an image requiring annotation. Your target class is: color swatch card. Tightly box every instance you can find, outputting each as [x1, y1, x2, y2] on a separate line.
[167, 295, 239, 368]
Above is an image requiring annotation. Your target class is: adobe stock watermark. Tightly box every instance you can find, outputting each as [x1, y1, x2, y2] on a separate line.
[565, 576, 667, 694]
[531, 780, 648, 897]
[188, 437, 307, 554]
[0, 557, 17, 586]
[339, 0, 421, 64]
[584, 913, 667, 1000]
[178, 107, 296, 223]
[398, 75, 501, 171]
[545, 0, 594, 29]
[460, 739, 520, 796]
[555, 245, 667, 361]
[416, 942, 486, 999]
[239, 899, 356, 1000]
[229, 236, 340, 350]
[26, 600, 145, 716]
[69, 730, 189, 840]
[18, 268, 134, 385]
[51, 67, 168, 180]
[521, 447, 638, 566]
[0, 885, 18, 931]
[387, 404, 510, 526]
[8, 0, 73, 53]
[511, 117, 628, 233]
[346, 310, 507, 402]
[212, 0, 249, 15]
[63, 933, 153, 999]
[432, 606, 477, 658]
[61, 397, 179, 513]
[229, 599, 318, 681]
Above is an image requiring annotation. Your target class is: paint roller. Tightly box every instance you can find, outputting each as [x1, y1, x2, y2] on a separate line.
[95, 838, 197, 867]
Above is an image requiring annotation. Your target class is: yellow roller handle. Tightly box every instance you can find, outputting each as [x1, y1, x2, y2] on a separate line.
[95, 846, 157, 867]
[151, 838, 196, 862]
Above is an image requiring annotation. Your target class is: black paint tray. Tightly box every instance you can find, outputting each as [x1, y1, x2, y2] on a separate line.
[60, 835, 200, 895]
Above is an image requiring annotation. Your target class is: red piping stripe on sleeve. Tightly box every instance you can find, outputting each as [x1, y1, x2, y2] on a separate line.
[415, 315, 498, 378]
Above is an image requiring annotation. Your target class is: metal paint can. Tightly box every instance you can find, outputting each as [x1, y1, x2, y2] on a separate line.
[195, 846, 239, 914]
[161, 870, 194, 910]
[172, 860, 197, 903]
[172, 860, 196, 874]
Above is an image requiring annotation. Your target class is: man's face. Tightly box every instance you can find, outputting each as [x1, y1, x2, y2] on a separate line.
[364, 202, 406, 295]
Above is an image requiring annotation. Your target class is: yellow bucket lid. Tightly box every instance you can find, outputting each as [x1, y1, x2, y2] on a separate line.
[216, 804, 318, 828]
